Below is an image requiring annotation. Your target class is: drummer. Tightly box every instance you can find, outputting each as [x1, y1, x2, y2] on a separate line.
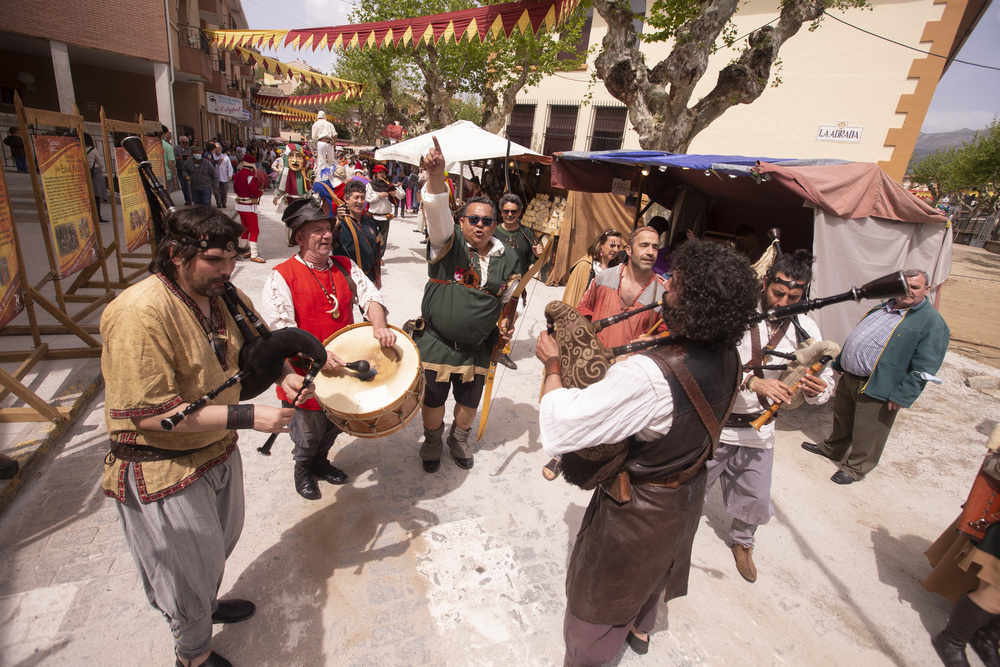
[259, 197, 396, 501]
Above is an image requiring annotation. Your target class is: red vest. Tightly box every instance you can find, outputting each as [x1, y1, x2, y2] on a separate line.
[274, 256, 355, 410]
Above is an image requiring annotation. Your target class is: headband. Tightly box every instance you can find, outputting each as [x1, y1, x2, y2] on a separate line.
[770, 276, 807, 291]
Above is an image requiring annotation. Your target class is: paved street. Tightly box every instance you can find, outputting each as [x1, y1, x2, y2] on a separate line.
[1, 195, 999, 666]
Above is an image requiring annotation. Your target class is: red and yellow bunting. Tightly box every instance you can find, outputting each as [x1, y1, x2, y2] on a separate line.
[220, 44, 366, 97]
[207, 0, 580, 52]
[261, 107, 318, 122]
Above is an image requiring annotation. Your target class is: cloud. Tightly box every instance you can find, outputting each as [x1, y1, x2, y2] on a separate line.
[921, 108, 998, 133]
[304, 0, 351, 27]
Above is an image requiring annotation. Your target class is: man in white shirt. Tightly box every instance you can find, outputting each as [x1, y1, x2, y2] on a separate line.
[214, 144, 234, 209]
[311, 110, 338, 177]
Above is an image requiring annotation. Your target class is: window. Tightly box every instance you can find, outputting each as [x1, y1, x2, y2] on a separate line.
[506, 104, 535, 148]
[589, 106, 628, 151]
[543, 105, 579, 154]
[558, 8, 593, 65]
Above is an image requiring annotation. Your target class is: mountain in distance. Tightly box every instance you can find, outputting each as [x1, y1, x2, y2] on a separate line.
[911, 128, 981, 159]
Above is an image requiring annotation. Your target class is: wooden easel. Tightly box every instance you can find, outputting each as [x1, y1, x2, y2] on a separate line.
[0, 155, 89, 423]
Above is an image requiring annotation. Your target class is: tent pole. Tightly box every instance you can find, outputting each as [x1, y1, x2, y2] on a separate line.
[633, 170, 646, 230]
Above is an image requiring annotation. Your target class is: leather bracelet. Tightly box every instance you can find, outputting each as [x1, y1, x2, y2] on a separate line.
[543, 357, 561, 380]
[226, 404, 255, 429]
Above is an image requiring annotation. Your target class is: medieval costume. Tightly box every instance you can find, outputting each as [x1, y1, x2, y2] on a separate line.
[272, 143, 310, 210]
[233, 154, 265, 263]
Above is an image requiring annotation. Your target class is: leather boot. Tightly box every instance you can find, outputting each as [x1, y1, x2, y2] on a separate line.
[294, 462, 321, 500]
[311, 457, 348, 485]
[447, 423, 474, 469]
[971, 614, 1000, 667]
[932, 594, 997, 667]
[419, 424, 445, 473]
[732, 544, 757, 583]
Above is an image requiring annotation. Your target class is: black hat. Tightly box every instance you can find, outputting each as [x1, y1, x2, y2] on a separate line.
[282, 195, 331, 247]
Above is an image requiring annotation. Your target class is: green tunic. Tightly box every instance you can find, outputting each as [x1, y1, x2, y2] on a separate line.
[493, 224, 537, 275]
[417, 224, 520, 382]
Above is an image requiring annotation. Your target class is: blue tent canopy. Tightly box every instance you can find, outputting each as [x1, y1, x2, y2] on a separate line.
[555, 150, 791, 174]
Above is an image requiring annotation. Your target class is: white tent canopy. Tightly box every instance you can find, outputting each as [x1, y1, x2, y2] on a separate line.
[374, 120, 540, 171]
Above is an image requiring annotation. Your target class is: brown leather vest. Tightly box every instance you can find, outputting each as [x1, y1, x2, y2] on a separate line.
[624, 341, 741, 478]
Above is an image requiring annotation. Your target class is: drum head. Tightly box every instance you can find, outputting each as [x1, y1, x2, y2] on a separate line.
[314, 323, 420, 415]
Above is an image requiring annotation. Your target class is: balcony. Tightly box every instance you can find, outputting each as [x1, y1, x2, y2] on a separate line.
[176, 24, 213, 81]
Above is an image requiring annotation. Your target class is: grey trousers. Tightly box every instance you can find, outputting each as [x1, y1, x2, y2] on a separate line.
[116, 449, 245, 660]
[284, 403, 341, 463]
[821, 372, 899, 480]
[704, 441, 775, 546]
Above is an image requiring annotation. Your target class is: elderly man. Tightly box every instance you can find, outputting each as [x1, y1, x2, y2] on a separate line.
[260, 197, 394, 500]
[414, 138, 520, 473]
[101, 206, 312, 667]
[705, 249, 833, 583]
[536, 239, 759, 666]
[180, 146, 218, 207]
[311, 110, 338, 177]
[577, 226, 668, 349]
[803, 269, 949, 483]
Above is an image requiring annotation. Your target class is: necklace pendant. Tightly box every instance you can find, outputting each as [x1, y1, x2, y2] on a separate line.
[327, 307, 339, 319]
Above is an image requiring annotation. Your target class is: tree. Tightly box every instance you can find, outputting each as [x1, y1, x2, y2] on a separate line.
[908, 118, 1000, 217]
[592, 0, 869, 152]
[908, 148, 959, 207]
[320, 0, 589, 136]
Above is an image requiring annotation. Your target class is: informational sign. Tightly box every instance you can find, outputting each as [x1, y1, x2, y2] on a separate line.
[611, 177, 631, 197]
[816, 121, 863, 144]
[32, 135, 99, 279]
[207, 92, 246, 120]
[240, 109, 252, 121]
[0, 169, 25, 329]
[144, 135, 167, 185]
[115, 147, 152, 253]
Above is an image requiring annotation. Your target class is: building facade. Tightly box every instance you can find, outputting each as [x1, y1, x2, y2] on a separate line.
[0, 0, 255, 149]
[510, 0, 989, 181]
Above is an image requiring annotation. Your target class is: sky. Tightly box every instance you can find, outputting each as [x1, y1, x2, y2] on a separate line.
[241, 0, 1000, 134]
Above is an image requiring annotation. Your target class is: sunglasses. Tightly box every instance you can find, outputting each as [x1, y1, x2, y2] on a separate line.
[465, 215, 495, 227]
[501, 209, 520, 216]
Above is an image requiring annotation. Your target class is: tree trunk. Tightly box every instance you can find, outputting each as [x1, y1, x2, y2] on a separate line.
[593, 0, 826, 152]
[413, 46, 456, 128]
[481, 65, 531, 135]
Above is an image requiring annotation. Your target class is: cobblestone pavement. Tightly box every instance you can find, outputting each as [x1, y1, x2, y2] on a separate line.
[1, 196, 999, 666]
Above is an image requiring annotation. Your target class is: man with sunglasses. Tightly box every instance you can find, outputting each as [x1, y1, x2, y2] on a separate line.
[704, 249, 833, 583]
[413, 138, 520, 473]
[491, 193, 544, 370]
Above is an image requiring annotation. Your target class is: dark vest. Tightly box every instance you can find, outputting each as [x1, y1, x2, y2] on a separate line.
[565, 340, 740, 625]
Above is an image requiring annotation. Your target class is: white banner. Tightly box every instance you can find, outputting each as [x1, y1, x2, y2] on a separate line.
[206, 92, 245, 120]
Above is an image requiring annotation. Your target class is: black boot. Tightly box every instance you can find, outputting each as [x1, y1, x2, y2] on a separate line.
[311, 458, 348, 485]
[971, 614, 1000, 667]
[932, 595, 997, 667]
[294, 463, 321, 500]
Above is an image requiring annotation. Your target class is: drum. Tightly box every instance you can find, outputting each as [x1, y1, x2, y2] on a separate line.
[314, 323, 423, 438]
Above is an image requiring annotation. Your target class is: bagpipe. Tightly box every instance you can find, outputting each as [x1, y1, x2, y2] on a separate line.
[119, 136, 327, 437]
[543, 270, 912, 489]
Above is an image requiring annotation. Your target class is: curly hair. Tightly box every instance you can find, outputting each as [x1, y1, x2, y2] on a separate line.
[149, 206, 247, 280]
[665, 239, 759, 350]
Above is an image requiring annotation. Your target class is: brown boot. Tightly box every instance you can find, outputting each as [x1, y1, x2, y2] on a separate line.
[934, 595, 996, 667]
[732, 544, 757, 583]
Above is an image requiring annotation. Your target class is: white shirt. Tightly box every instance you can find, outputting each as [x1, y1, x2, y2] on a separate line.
[259, 255, 385, 331]
[722, 313, 834, 449]
[540, 355, 676, 456]
[216, 153, 233, 183]
[311, 118, 337, 142]
[365, 180, 404, 218]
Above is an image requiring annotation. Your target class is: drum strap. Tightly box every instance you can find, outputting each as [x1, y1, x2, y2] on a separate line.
[327, 258, 358, 302]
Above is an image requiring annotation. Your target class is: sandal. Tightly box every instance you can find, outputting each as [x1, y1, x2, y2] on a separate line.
[542, 457, 562, 481]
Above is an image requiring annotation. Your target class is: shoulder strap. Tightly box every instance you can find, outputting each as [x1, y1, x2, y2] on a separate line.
[339, 215, 365, 269]
[328, 256, 358, 301]
[748, 319, 790, 410]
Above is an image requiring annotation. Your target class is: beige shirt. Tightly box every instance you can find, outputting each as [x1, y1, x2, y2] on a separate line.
[100, 274, 250, 502]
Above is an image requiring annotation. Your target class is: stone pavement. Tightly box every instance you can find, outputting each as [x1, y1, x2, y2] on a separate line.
[2, 192, 1000, 666]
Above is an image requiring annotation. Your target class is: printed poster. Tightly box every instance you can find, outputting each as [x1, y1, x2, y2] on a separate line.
[0, 168, 25, 329]
[144, 135, 167, 186]
[115, 147, 152, 253]
[32, 135, 99, 279]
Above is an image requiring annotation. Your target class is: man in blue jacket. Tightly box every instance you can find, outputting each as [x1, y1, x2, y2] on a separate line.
[802, 269, 949, 484]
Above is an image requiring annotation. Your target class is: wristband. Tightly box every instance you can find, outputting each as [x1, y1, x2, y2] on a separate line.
[543, 357, 561, 379]
[746, 376, 757, 392]
[226, 404, 255, 429]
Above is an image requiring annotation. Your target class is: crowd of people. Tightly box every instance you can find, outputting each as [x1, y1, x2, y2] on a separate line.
[95, 127, 970, 667]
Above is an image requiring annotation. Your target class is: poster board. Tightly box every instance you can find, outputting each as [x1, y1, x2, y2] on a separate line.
[114, 147, 153, 252]
[0, 169, 25, 329]
[31, 135, 100, 279]
[144, 134, 167, 186]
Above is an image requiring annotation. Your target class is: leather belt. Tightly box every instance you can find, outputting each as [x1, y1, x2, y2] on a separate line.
[725, 412, 764, 428]
[235, 196, 259, 204]
[110, 440, 206, 462]
[631, 464, 706, 490]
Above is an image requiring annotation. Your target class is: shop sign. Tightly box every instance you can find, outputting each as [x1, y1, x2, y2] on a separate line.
[207, 92, 245, 120]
